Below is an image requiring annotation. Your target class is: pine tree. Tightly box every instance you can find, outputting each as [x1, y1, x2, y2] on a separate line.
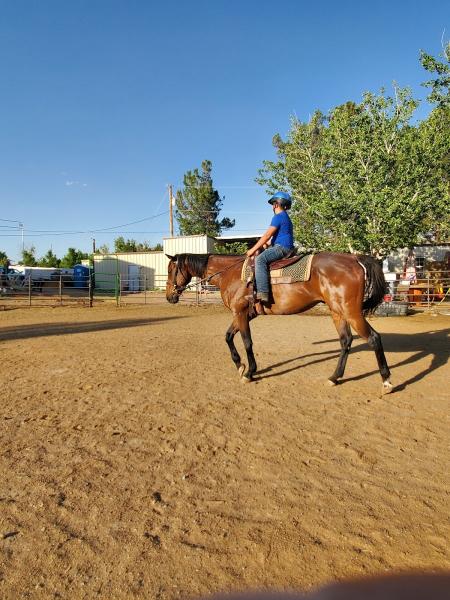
[175, 160, 234, 237]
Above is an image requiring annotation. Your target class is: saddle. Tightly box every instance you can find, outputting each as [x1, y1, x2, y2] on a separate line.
[242, 253, 314, 286]
[268, 252, 300, 271]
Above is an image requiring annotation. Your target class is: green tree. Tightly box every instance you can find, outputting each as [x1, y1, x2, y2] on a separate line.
[38, 249, 60, 268]
[0, 250, 8, 266]
[21, 246, 37, 266]
[420, 41, 450, 108]
[257, 86, 441, 257]
[419, 42, 450, 241]
[175, 160, 235, 237]
[149, 242, 163, 251]
[96, 244, 110, 255]
[418, 106, 450, 242]
[214, 241, 249, 254]
[113, 237, 163, 252]
[60, 248, 88, 268]
[114, 237, 137, 252]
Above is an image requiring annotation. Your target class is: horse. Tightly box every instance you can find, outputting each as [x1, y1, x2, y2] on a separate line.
[165, 252, 393, 395]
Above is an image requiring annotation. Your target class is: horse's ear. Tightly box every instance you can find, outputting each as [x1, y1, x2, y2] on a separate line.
[165, 254, 175, 261]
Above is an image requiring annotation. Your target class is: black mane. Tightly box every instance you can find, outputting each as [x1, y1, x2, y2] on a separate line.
[176, 253, 210, 278]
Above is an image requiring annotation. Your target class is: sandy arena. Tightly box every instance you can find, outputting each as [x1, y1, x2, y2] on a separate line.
[1, 303, 449, 599]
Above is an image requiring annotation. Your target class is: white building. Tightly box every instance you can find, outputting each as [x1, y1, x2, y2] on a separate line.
[93, 235, 216, 291]
[386, 244, 450, 273]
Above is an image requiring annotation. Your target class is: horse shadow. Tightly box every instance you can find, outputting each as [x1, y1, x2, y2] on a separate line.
[256, 328, 450, 392]
[0, 316, 185, 341]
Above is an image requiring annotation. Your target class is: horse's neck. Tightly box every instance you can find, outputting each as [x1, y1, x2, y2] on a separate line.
[206, 255, 243, 284]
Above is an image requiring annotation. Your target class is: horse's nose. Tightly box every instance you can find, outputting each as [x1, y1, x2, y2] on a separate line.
[167, 293, 179, 304]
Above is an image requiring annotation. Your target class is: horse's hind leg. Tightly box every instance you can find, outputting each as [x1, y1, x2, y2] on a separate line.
[348, 313, 392, 395]
[328, 313, 353, 385]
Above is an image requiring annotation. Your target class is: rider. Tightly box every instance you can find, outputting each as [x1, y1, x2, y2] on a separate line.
[246, 191, 294, 304]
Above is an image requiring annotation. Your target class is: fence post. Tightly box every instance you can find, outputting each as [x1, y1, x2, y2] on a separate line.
[89, 272, 93, 308]
[59, 274, 63, 306]
[28, 276, 32, 307]
[144, 274, 147, 305]
[427, 274, 430, 312]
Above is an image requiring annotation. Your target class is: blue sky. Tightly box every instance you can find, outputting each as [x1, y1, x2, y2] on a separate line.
[1, 0, 448, 261]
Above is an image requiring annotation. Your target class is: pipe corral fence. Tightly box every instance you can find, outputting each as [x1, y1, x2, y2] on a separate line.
[0, 271, 222, 308]
[1, 269, 449, 313]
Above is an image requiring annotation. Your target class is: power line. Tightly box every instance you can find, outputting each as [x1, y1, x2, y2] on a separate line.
[0, 227, 266, 238]
[0, 211, 170, 236]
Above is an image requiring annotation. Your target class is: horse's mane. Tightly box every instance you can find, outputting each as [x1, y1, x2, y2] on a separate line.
[176, 253, 210, 278]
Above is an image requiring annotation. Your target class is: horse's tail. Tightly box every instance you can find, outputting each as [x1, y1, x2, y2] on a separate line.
[357, 255, 386, 314]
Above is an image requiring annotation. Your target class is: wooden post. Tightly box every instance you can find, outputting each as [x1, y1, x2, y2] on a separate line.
[89, 272, 93, 308]
[28, 276, 32, 307]
[144, 274, 147, 305]
[169, 184, 174, 237]
[59, 274, 63, 306]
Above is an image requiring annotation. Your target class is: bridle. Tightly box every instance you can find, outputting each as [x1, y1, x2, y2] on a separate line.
[167, 255, 246, 297]
[167, 259, 190, 296]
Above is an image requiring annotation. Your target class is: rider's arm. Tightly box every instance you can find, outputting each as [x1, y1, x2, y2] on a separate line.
[246, 226, 277, 257]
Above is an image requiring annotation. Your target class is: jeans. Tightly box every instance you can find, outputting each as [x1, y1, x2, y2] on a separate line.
[254, 244, 292, 294]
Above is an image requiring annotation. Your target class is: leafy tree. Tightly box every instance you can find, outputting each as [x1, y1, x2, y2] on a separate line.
[114, 237, 137, 252]
[150, 242, 163, 251]
[38, 249, 60, 268]
[0, 250, 8, 267]
[417, 106, 450, 242]
[97, 244, 110, 255]
[420, 41, 450, 108]
[214, 241, 249, 254]
[21, 246, 37, 266]
[60, 247, 88, 268]
[419, 42, 450, 241]
[175, 160, 235, 237]
[257, 85, 446, 257]
[113, 237, 163, 252]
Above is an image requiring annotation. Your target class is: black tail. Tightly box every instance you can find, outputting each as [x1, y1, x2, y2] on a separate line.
[358, 255, 387, 314]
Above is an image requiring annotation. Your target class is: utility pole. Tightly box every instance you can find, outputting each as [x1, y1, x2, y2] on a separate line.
[168, 184, 174, 237]
[19, 223, 24, 251]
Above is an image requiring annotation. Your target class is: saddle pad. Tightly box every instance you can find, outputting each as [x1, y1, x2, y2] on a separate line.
[242, 254, 314, 284]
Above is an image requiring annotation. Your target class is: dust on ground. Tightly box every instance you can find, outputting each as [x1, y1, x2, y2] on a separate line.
[1, 304, 449, 599]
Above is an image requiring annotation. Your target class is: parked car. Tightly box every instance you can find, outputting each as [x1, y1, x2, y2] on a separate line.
[0, 267, 25, 283]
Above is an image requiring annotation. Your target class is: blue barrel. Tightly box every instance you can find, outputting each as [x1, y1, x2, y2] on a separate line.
[73, 264, 90, 288]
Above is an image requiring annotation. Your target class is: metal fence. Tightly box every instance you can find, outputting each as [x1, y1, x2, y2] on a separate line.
[384, 270, 450, 313]
[1, 270, 449, 312]
[0, 273, 222, 308]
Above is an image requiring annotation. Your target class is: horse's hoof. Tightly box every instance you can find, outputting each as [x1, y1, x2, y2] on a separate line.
[238, 365, 246, 378]
[327, 379, 337, 387]
[381, 379, 393, 395]
[240, 376, 252, 384]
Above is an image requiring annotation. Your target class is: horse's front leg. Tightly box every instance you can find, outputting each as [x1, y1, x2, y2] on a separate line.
[237, 312, 257, 383]
[225, 322, 244, 374]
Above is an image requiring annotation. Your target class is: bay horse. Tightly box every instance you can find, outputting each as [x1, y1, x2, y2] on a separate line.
[166, 252, 393, 395]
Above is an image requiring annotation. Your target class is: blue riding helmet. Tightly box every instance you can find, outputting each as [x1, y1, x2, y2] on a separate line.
[268, 191, 292, 210]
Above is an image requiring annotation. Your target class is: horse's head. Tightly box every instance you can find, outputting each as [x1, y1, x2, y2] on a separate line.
[166, 254, 192, 304]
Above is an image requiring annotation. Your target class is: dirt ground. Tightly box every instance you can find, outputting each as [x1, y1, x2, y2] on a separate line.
[1, 303, 449, 599]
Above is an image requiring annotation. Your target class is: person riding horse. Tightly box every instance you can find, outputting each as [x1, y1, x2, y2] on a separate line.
[246, 191, 294, 305]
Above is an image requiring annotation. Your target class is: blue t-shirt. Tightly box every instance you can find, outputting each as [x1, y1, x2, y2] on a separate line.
[270, 211, 294, 249]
